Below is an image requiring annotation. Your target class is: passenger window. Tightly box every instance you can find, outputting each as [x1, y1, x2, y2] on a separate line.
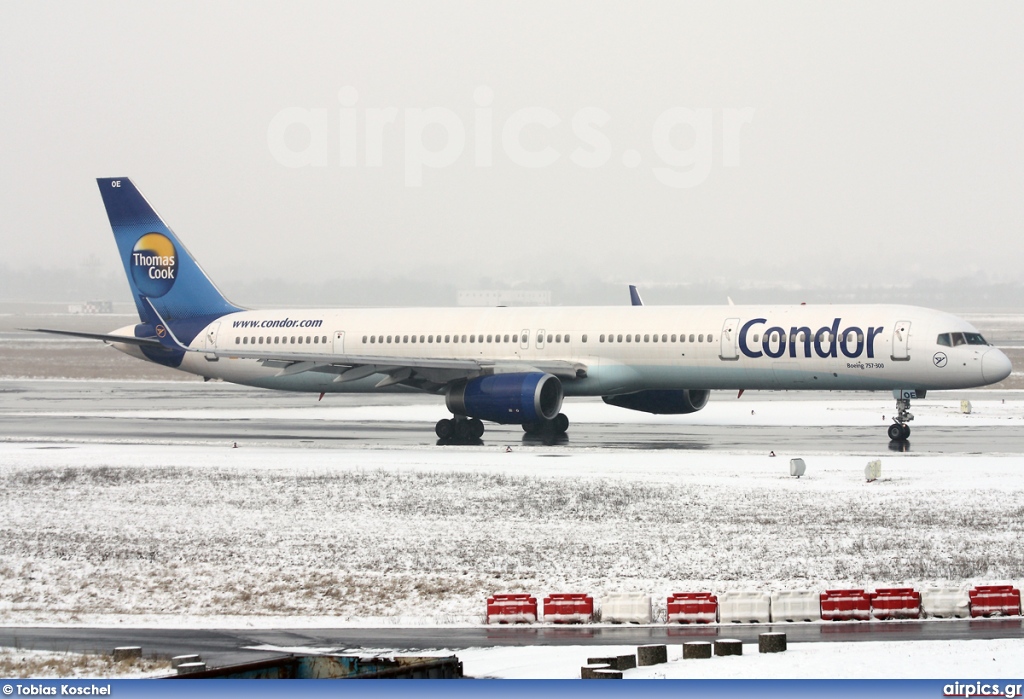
[689, 334, 695, 342]
[470, 335, 475, 343]
[643, 334, 649, 342]
[419, 335, 424, 343]
[554, 334, 560, 343]
[626, 335, 632, 343]
[445, 335, 450, 343]
[462, 335, 467, 343]
[242, 337, 247, 344]
[504, 335, 510, 342]
[707, 334, 713, 342]
[258, 337, 263, 344]
[370, 336, 375, 344]
[671, 334, 677, 342]
[600, 334, 605, 342]
[617, 334, 623, 342]
[565, 335, 570, 343]
[313, 336, 319, 344]
[698, 334, 704, 343]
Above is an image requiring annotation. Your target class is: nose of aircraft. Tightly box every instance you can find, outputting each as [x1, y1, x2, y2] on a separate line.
[982, 349, 1013, 384]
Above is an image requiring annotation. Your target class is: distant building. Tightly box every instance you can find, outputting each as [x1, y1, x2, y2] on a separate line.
[456, 290, 552, 307]
[68, 300, 114, 314]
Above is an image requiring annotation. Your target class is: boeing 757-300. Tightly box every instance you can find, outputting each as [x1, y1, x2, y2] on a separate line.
[33, 178, 1014, 444]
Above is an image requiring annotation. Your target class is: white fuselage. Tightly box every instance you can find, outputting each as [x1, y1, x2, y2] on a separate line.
[112, 303, 1010, 396]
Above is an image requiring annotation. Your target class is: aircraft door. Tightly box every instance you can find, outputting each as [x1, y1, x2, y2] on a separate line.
[891, 321, 911, 361]
[203, 322, 220, 349]
[203, 322, 220, 361]
[333, 331, 345, 354]
[520, 329, 530, 350]
[719, 318, 740, 360]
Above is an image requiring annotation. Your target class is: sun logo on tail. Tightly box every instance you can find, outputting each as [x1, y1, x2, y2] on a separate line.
[130, 233, 178, 297]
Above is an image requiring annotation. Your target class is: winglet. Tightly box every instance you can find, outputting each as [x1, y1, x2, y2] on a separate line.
[629, 285, 644, 306]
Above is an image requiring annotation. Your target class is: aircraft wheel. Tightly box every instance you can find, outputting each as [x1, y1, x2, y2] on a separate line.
[435, 419, 454, 440]
[522, 422, 542, 435]
[901, 424, 911, 439]
[887, 423, 905, 441]
[454, 419, 474, 442]
[552, 413, 569, 435]
[470, 418, 485, 439]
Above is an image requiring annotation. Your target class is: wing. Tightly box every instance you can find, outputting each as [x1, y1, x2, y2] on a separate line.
[213, 346, 587, 391]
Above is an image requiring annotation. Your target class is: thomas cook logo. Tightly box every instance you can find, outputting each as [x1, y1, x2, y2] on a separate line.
[131, 233, 178, 297]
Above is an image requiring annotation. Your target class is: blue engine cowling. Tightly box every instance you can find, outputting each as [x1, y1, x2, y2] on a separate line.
[602, 389, 710, 414]
[446, 373, 563, 424]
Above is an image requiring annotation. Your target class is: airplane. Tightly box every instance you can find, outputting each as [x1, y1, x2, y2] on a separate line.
[32, 177, 1013, 444]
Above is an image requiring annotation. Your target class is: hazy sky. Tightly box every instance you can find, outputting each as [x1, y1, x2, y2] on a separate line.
[2, 2, 1022, 297]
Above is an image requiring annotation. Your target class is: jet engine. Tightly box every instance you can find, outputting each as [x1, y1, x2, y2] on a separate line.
[446, 372, 563, 424]
[602, 389, 710, 414]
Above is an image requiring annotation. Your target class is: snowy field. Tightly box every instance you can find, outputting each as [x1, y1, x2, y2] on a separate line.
[455, 639, 1024, 678]
[1, 402, 1023, 627]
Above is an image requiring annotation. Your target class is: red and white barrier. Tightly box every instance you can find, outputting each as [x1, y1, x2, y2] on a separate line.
[770, 590, 821, 622]
[601, 593, 652, 624]
[487, 593, 538, 624]
[871, 588, 921, 620]
[542, 593, 594, 623]
[820, 589, 872, 621]
[920, 587, 970, 618]
[969, 585, 1021, 617]
[667, 592, 718, 624]
[718, 591, 771, 623]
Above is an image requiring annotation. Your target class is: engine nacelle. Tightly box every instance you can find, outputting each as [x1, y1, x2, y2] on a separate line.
[446, 372, 563, 424]
[602, 389, 710, 415]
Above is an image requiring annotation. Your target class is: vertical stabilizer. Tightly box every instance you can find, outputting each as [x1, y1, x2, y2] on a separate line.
[96, 177, 242, 322]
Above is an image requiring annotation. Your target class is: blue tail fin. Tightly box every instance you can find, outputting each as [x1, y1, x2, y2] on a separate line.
[97, 177, 242, 323]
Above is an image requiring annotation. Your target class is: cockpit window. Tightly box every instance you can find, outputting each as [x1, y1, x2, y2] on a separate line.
[938, 331, 988, 347]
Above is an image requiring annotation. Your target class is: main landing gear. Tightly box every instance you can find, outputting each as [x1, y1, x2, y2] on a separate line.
[887, 395, 913, 442]
[435, 416, 484, 442]
[522, 413, 570, 436]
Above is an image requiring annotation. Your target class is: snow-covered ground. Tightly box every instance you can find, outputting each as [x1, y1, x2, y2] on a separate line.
[455, 638, 1024, 678]
[1, 412, 1023, 627]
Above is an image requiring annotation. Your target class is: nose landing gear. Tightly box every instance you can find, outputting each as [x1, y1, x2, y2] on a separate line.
[887, 394, 914, 442]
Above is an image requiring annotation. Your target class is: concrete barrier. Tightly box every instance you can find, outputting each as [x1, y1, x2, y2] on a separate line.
[682, 642, 712, 660]
[714, 639, 743, 656]
[112, 647, 142, 662]
[637, 644, 668, 666]
[759, 632, 787, 653]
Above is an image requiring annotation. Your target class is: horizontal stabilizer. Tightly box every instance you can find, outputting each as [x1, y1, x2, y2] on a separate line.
[25, 328, 167, 349]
